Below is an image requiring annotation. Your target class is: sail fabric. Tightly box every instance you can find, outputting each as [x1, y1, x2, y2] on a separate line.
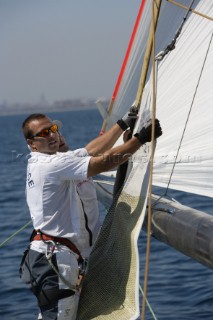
[153, 0, 213, 198]
[77, 148, 151, 320]
[77, 66, 156, 318]
[77, 1, 213, 319]
[109, 0, 213, 198]
[107, 0, 153, 126]
[77, 13, 157, 316]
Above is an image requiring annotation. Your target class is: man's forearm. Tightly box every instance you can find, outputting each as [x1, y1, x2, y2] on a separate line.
[85, 124, 124, 156]
[87, 118, 162, 177]
[87, 137, 142, 177]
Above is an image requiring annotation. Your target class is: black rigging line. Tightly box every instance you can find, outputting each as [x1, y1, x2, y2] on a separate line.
[156, 0, 195, 61]
[164, 31, 213, 196]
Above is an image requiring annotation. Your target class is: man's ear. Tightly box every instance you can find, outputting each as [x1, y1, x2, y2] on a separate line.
[27, 139, 36, 151]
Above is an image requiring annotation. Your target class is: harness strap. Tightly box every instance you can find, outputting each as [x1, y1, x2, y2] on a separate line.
[33, 230, 83, 263]
[38, 288, 75, 307]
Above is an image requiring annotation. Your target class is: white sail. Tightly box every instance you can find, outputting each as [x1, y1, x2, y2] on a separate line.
[78, 1, 213, 319]
[107, 0, 153, 125]
[109, 0, 213, 198]
[153, 1, 213, 198]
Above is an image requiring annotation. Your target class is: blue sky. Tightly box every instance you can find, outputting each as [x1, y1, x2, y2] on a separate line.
[0, 0, 141, 104]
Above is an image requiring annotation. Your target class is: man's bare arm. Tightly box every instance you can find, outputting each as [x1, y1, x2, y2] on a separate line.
[85, 106, 138, 156]
[87, 118, 163, 177]
[87, 136, 142, 177]
[85, 123, 123, 156]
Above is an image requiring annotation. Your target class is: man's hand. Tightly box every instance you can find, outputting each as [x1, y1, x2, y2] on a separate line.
[117, 106, 138, 131]
[134, 119, 162, 144]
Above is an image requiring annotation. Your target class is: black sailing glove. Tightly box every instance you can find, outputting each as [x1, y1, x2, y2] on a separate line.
[134, 119, 162, 144]
[117, 106, 138, 131]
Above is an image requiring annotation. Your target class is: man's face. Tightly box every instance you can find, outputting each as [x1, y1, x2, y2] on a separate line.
[27, 117, 60, 154]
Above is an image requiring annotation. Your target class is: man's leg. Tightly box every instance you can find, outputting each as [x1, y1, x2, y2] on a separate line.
[26, 246, 80, 320]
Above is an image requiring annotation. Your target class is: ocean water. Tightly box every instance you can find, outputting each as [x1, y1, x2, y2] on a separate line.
[0, 109, 213, 320]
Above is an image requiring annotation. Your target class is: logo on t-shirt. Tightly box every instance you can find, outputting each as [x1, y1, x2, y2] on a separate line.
[27, 172, 34, 188]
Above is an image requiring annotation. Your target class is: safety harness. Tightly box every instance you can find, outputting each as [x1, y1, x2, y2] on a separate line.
[20, 229, 87, 307]
[35, 230, 87, 291]
[33, 229, 83, 263]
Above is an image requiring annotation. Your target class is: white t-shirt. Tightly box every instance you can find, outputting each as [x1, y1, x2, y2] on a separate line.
[26, 148, 100, 258]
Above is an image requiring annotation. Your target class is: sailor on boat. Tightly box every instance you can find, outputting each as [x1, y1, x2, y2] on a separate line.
[20, 111, 162, 320]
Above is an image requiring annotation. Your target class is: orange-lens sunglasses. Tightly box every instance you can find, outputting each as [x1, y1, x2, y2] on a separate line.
[31, 124, 58, 138]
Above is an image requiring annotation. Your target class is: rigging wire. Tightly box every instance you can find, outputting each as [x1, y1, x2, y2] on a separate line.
[141, 0, 210, 315]
[139, 284, 158, 320]
[142, 1, 159, 319]
[156, 0, 195, 62]
[135, 0, 162, 108]
[0, 220, 32, 248]
[166, 0, 213, 21]
[151, 0, 199, 200]
[152, 0, 195, 201]
[164, 31, 213, 196]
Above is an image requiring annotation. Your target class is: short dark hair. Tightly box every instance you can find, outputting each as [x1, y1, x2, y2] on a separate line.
[22, 113, 47, 139]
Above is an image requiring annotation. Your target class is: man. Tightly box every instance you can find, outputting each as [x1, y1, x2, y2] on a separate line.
[36, 125, 97, 320]
[21, 111, 162, 320]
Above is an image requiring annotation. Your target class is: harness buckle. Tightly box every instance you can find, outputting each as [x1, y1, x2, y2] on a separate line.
[79, 258, 88, 276]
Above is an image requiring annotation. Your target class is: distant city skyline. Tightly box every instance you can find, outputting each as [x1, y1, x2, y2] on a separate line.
[0, 96, 106, 116]
[0, 0, 141, 104]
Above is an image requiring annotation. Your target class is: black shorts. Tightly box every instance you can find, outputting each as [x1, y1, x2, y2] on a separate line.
[20, 244, 80, 320]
